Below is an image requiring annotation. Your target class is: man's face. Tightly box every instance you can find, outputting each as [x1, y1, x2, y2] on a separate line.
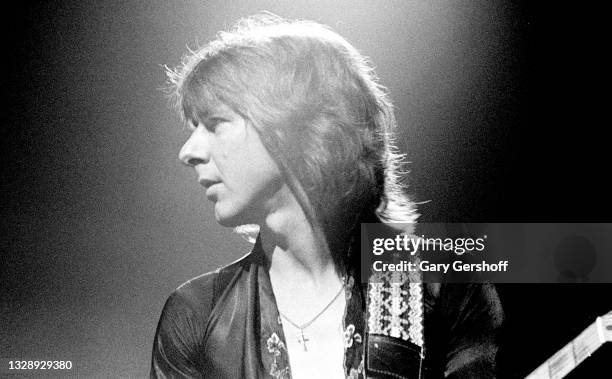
[179, 104, 284, 226]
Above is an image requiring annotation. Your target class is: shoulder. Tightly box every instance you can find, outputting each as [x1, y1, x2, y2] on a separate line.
[423, 283, 504, 378]
[165, 251, 254, 321]
[153, 271, 218, 353]
[171, 271, 219, 315]
[425, 283, 503, 325]
[151, 273, 217, 378]
[151, 252, 254, 378]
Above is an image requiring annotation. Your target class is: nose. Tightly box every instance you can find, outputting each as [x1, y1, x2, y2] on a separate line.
[178, 128, 211, 167]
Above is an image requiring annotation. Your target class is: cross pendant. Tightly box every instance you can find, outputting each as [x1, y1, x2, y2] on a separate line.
[297, 329, 310, 352]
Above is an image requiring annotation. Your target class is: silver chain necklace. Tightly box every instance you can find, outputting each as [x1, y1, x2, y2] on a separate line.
[278, 283, 345, 352]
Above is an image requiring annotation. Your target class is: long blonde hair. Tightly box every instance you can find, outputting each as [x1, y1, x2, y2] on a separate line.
[167, 13, 418, 266]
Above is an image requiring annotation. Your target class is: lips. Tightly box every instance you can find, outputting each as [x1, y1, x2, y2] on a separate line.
[198, 178, 220, 188]
[198, 178, 221, 199]
[205, 183, 220, 198]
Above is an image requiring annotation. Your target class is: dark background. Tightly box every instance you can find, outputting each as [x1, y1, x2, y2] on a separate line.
[1, 1, 610, 377]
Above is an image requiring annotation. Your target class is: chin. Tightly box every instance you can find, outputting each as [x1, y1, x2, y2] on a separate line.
[215, 216, 240, 228]
[213, 204, 252, 228]
[214, 211, 239, 227]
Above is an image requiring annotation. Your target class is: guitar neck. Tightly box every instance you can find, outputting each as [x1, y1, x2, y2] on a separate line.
[526, 316, 609, 379]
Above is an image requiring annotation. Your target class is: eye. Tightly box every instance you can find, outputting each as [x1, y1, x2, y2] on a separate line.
[204, 117, 228, 132]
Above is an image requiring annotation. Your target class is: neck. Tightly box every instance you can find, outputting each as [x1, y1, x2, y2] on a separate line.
[259, 186, 342, 291]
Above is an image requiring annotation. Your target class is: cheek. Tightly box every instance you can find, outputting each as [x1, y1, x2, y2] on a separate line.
[215, 139, 231, 160]
[216, 132, 256, 166]
[234, 155, 283, 205]
[215, 128, 282, 197]
[243, 164, 281, 194]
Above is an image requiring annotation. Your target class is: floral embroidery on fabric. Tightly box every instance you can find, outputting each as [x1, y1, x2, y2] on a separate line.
[345, 275, 355, 301]
[347, 358, 364, 379]
[267, 333, 285, 355]
[342, 271, 365, 379]
[266, 333, 291, 378]
[344, 324, 363, 348]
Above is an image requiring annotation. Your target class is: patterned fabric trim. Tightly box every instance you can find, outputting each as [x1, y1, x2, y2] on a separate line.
[367, 270, 423, 347]
[266, 332, 291, 379]
[347, 358, 364, 379]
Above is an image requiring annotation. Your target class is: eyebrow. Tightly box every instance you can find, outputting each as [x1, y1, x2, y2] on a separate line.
[184, 109, 213, 127]
[197, 106, 232, 122]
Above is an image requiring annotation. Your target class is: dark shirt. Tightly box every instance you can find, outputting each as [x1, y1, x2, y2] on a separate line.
[151, 239, 503, 378]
